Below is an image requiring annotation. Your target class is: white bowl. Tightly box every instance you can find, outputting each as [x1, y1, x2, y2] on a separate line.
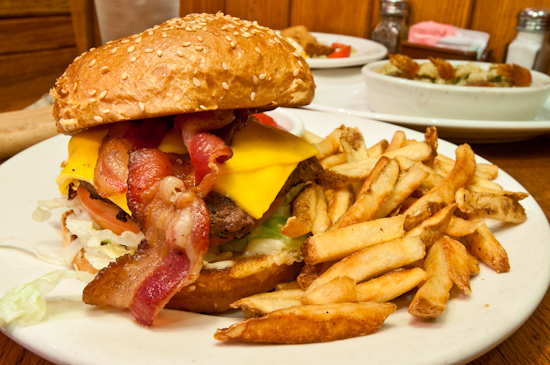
[362, 60, 550, 121]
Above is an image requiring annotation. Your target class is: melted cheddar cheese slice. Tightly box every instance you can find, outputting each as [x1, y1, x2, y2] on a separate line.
[56, 120, 318, 219]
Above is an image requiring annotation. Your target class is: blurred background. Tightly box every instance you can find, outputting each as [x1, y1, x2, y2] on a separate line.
[1, 0, 550, 113]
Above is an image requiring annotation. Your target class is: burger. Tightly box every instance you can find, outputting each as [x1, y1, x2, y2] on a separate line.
[50, 12, 322, 326]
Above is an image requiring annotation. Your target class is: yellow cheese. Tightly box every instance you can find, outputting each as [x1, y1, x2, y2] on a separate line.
[213, 122, 318, 218]
[56, 121, 318, 219]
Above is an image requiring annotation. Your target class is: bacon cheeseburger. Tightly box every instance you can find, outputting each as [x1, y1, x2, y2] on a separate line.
[51, 13, 322, 326]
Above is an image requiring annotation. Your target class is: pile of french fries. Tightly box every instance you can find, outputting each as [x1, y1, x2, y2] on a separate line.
[214, 125, 528, 344]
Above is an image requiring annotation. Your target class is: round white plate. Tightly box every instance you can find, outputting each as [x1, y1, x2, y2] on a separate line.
[1, 109, 549, 365]
[300, 32, 387, 69]
[307, 68, 550, 143]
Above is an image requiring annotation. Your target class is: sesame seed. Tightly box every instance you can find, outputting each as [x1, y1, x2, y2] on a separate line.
[177, 50, 183, 57]
[298, 60, 303, 67]
[110, 47, 118, 54]
[145, 48, 153, 53]
[121, 39, 130, 44]
[122, 72, 128, 80]
[199, 105, 207, 110]
[89, 98, 96, 103]
[193, 77, 200, 87]
[139, 102, 145, 112]
[127, 45, 135, 52]
[225, 35, 232, 41]
[268, 39, 276, 44]
[222, 62, 229, 70]
[197, 36, 203, 41]
[130, 56, 137, 62]
[202, 26, 208, 30]
[157, 50, 163, 57]
[293, 50, 301, 57]
[230, 41, 236, 48]
[89, 59, 96, 66]
[255, 47, 261, 54]
[253, 75, 259, 84]
[222, 82, 229, 90]
[185, 26, 193, 31]
[162, 33, 167, 37]
[293, 69, 300, 77]
[195, 46, 203, 51]
[98, 90, 107, 99]
[102, 109, 110, 113]
[135, 37, 142, 43]
[234, 31, 239, 36]
[183, 42, 191, 47]
[274, 37, 281, 44]
[100, 66, 110, 73]
[259, 73, 266, 79]
[250, 92, 256, 101]
[242, 32, 252, 38]
[89, 90, 97, 96]
[94, 116, 103, 122]
[148, 30, 153, 35]
[72, 82, 78, 91]
[221, 25, 228, 30]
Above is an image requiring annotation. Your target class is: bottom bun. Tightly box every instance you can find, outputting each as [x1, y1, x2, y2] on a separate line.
[62, 211, 302, 313]
[167, 261, 302, 314]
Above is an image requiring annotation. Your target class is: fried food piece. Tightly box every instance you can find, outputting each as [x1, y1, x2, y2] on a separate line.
[281, 25, 334, 57]
[495, 63, 532, 87]
[429, 57, 456, 81]
[214, 302, 396, 343]
[389, 54, 420, 79]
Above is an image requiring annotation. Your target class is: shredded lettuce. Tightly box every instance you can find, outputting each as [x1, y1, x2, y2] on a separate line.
[0, 269, 95, 327]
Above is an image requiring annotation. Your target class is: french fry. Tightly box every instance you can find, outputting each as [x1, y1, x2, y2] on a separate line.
[303, 215, 406, 265]
[406, 204, 455, 248]
[215, 302, 397, 344]
[367, 139, 389, 157]
[356, 267, 428, 303]
[302, 276, 357, 305]
[313, 127, 342, 160]
[357, 156, 390, 196]
[275, 281, 302, 291]
[373, 162, 430, 219]
[320, 153, 347, 169]
[394, 155, 444, 196]
[230, 289, 305, 318]
[310, 184, 331, 234]
[281, 184, 316, 238]
[307, 236, 425, 292]
[442, 236, 471, 295]
[455, 188, 527, 223]
[408, 239, 453, 319]
[331, 158, 399, 229]
[324, 186, 354, 224]
[403, 144, 476, 231]
[436, 154, 499, 181]
[318, 140, 436, 189]
[340, 126, 369, 162]
[446, 215, 484, 237]
[466, 184, 529, 201]
[302, 129, 324, 144]
[464, 219, 510, 273]
[384, 130, 407, 153]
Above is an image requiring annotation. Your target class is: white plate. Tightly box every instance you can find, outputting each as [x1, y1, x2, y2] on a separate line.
[300, 32, 387, 69]
[307, 68, 550, 143]
[1, 109, 550, 365]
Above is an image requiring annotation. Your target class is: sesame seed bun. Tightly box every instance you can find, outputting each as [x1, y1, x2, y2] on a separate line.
[50, 12, 315, 134]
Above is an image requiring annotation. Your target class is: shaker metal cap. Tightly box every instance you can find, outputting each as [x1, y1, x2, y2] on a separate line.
[380, 0, 408, 16]
[516, 7, 550, 32]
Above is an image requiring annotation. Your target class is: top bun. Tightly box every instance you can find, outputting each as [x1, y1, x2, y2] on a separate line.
[51, 12, 315, 134]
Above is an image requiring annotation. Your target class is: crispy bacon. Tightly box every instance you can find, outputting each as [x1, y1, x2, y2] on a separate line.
[175, 111, 234, 195]
[94, 118, 171, 198]
[84, 149, 209, 326]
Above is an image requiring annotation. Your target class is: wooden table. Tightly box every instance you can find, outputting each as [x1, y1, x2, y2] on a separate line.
[0, 106, 549, 364]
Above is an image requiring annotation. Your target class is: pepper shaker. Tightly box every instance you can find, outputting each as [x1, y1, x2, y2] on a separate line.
[505, 7, 550, 72]
[371, 0, 409, 54]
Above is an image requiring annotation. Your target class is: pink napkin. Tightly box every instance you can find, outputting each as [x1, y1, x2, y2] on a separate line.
[408, 21, 457, 46]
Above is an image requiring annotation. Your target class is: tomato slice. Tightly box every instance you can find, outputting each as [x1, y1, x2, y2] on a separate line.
[77, 185, 141, 235]
[328, 43, 351, 58]
[254, 113, 278, 127]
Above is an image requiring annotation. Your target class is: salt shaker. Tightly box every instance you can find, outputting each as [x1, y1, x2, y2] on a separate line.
[505, 7, 550, 72]
[371, 0, 409, 54]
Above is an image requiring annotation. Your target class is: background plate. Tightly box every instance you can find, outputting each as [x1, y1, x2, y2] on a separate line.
[307, 68, 550, 143]
[302, 32, 387, 69]
[1, 109, 549, 365]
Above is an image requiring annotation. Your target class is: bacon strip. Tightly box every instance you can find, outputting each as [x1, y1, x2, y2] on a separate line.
[175, 111, 234, 195]
[94, 119, 171, 198]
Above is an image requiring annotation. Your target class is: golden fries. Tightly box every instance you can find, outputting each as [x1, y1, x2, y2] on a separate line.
[216, 125, 528, 345]
[215, 302, 397, 344]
